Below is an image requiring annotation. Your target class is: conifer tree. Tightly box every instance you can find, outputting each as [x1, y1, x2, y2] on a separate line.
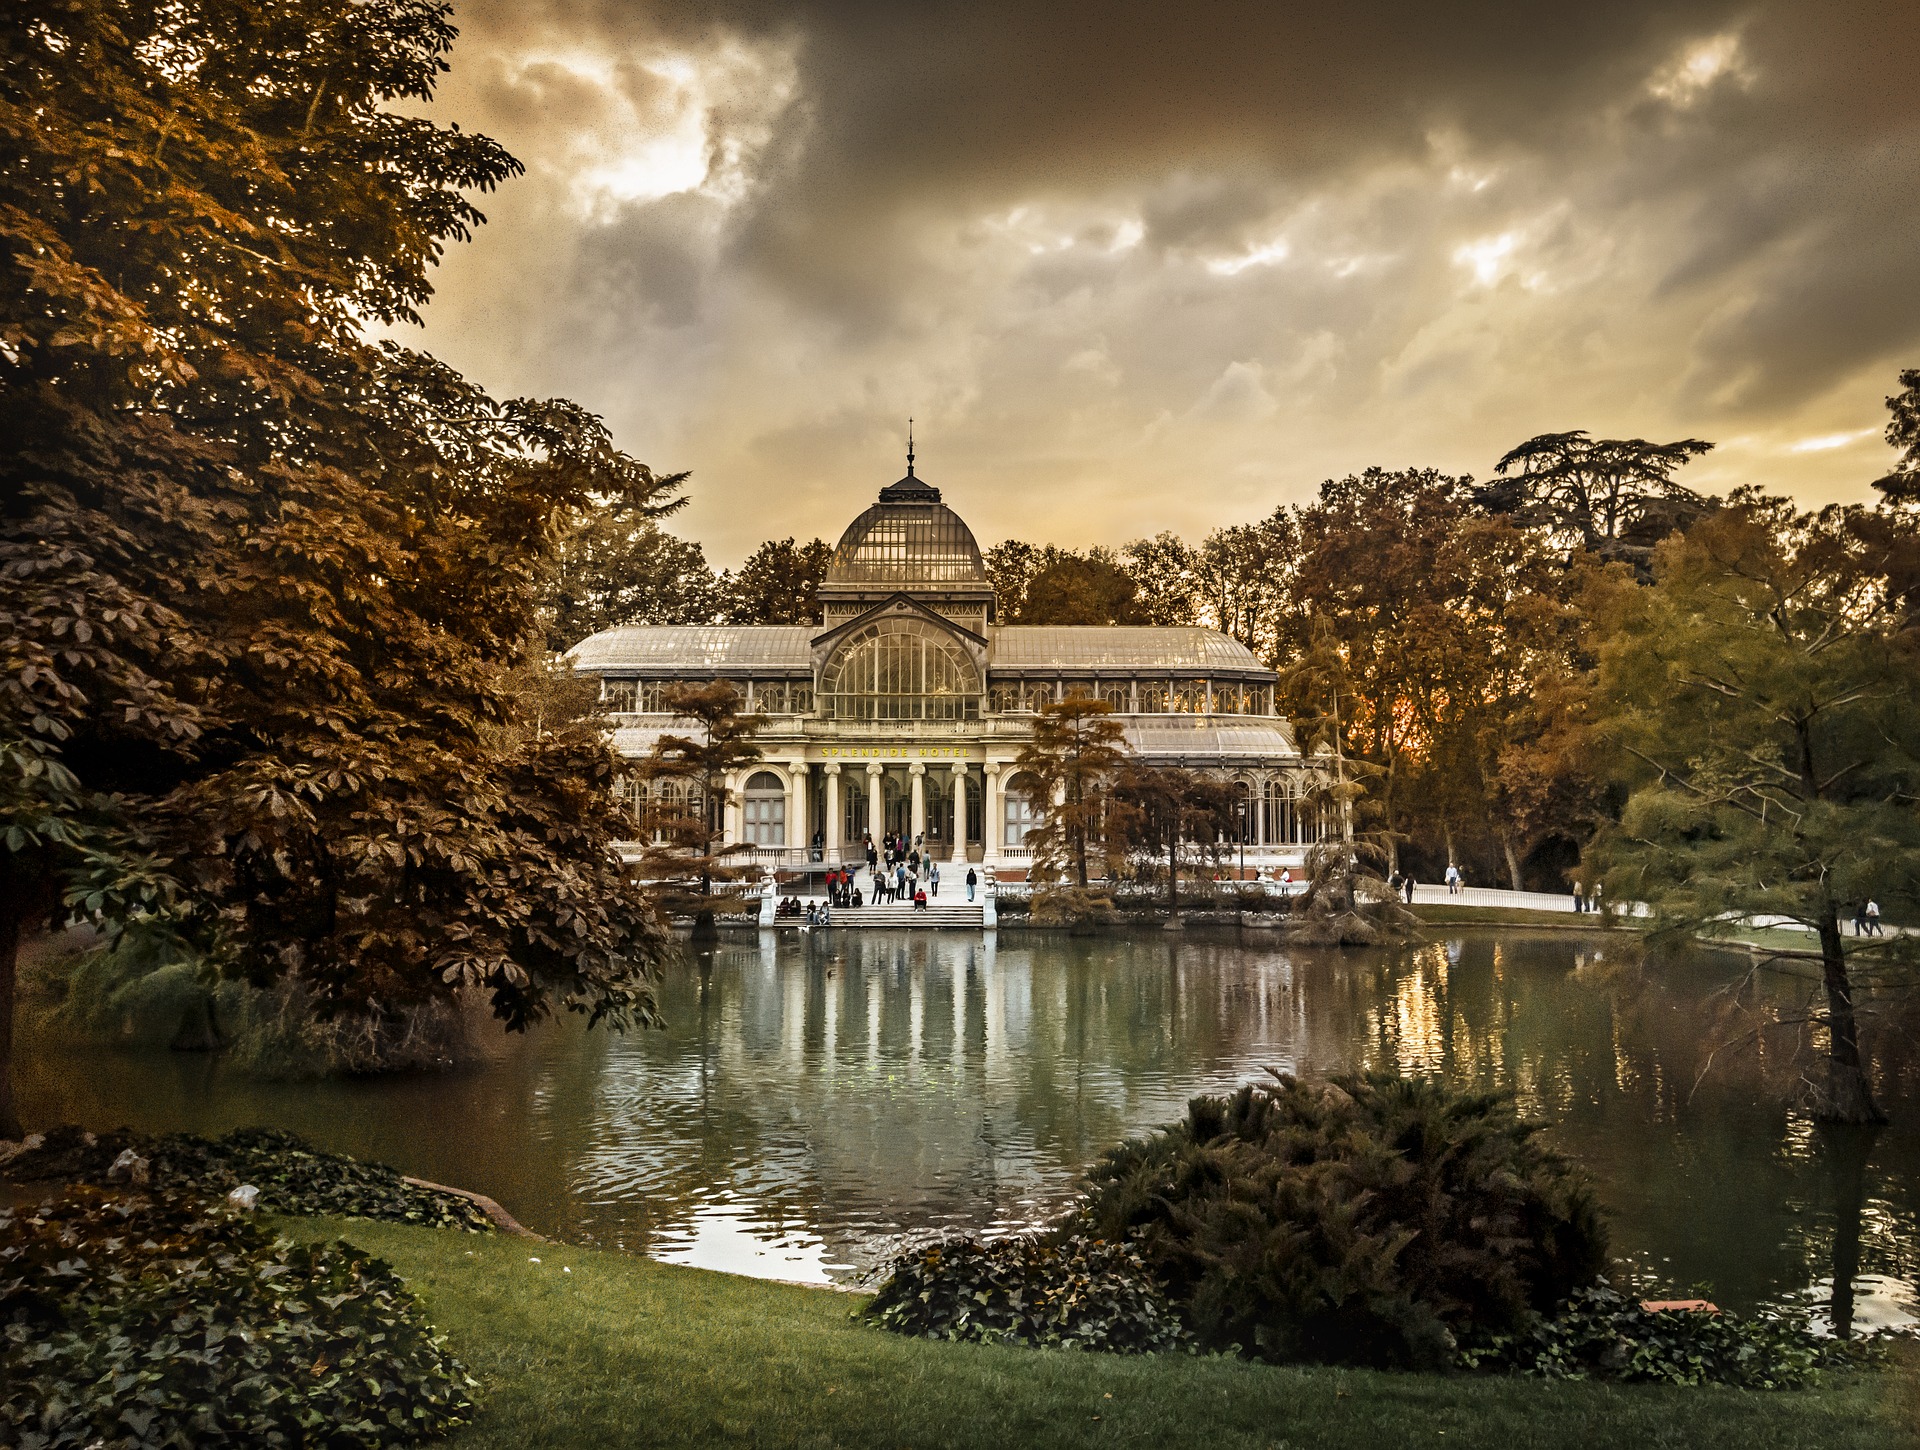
[631, 682, 769, 939]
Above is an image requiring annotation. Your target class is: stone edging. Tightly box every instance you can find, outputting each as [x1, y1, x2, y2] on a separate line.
[400, 1175, 544, 1240]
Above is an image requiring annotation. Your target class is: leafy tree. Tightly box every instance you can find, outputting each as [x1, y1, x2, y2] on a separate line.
[720, 537, 833, 625]
[541, 503, 715, 651]
[1283, 469, 1478, 876]
[985, 540, 1046, 622]
[1586, 496, 1920, 1124]
[0, 0, 667, 1135]
[1477, 431, 1715, 572]
[1021, 552, 1144, 625]
[1111, 763, 1235, 915]
[1013, 696, 1132, 889]
[1193, 511, 1302, 663]
[1872, 367, 1920, 508]
[631, 681, 768, 939]
[1120, 532, 1201, 626]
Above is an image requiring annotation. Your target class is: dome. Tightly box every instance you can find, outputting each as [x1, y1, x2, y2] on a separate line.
[824, 466, 988, 588]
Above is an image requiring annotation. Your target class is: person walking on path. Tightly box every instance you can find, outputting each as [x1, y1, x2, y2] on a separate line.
[1445, 864, 1461, 895]
[866, 838, 877, 871]
[1867, 899, 1883, 936]
[930, 862, 940, 897]
[1854, 902, 1869, 936]
[1403, 874, 1416, 904]
[966, 867, 978, 902]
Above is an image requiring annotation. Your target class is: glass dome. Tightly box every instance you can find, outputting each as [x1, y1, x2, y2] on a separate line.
[824, 470, 988, 588]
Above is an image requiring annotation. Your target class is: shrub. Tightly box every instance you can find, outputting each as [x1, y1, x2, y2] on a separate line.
[865, 1235, 1188, 1354]
[1, 1191, 477, 1449]
[1076, 1072, 1608, 1369]
[1460, 1284, 1885, 1389]
[31, 934, 486, 1076]
[1, 1126, 495, 1232]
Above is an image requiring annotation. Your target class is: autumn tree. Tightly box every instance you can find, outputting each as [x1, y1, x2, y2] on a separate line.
[1476, 431, 1715, 573]
[1586, 496, 1920, 1124]
[1013, 697, 1133, 890]
[0, 0, 669, 1135]
[631, 682, 768, 939]
[721, 537, 834, 625]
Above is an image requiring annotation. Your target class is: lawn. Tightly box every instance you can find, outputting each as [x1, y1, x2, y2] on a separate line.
[286, 1217, 1918, 1450]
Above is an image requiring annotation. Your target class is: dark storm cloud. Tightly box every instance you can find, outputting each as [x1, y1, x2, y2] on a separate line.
[408, 0, 1920, 558]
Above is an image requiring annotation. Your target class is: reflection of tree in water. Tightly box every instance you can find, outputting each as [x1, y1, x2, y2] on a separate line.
[24, 928, 1920, 1301]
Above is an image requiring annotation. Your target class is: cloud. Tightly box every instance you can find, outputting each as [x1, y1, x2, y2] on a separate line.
[399, 0, 1920, 561]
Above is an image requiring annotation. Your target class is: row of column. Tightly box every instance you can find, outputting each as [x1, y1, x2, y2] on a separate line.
[725, 760, 1018, 863]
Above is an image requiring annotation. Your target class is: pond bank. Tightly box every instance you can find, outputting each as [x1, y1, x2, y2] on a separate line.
[282, 1216, 1917, 1450]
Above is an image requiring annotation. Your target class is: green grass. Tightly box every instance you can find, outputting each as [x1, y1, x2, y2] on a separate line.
[282, 1217, 1917, 1450]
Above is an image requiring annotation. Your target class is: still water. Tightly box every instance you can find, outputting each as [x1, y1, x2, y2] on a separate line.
[19, 928, 1920, 1317]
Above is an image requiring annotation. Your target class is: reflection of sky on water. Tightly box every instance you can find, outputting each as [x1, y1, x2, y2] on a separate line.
[20, 928, 1920, 1314]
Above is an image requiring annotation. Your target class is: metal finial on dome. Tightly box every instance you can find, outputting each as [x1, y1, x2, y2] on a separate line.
[907, 417, 915, 476]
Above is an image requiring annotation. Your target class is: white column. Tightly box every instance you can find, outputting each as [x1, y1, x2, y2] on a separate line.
[950, 762, 967, 862]
[866, 762, 884, 845]
[824, 764, 842, 859]
[983, 763, 1002, 864]
[789, 762, 808, 858]
[909, 762, 926, 844]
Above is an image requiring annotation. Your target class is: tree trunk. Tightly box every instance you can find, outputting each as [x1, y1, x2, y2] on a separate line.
[1501, 833, 1524, 893]
[1811, 910, 1886, 1125]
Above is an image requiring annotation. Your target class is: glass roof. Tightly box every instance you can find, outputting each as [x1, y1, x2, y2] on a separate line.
[569, 626, 812, 672]
[992, 627, 1270, 673]
[824, 501, 988, 587]
[1124, 719, 1301, 758]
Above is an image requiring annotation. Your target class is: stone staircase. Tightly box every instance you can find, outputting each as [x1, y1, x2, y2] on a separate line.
[772, 897, 986, 930]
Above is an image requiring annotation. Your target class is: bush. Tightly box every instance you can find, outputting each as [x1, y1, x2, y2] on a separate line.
[1, 1126, 495, 1232]
[30, 932, 487, 1075]
[1076, 1072, 1608, 1369]
[1460, 1284, 1885, 1389]
[1, 1191, 477, 1449]
[865, 1235, 1188, 1354]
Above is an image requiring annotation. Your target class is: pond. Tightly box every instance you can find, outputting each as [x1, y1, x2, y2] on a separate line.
[18, 927, 1920, 1322]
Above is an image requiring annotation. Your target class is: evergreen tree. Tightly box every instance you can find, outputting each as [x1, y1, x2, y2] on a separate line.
[1587, 494, 1920, 1124]
[1014, 696, 1132, 890]
[631, 682, 768, 939]
[721, 538, 833, 625]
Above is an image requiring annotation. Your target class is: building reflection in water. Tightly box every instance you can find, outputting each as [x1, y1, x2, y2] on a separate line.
[18, 928, 1920, 1317]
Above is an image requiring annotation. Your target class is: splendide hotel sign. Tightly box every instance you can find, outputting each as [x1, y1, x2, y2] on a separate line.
[819, 746, 975, 760]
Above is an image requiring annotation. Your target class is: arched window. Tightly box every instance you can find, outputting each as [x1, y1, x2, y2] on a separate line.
[1003, 771, 1041, 848]
[820, 618, 981, 721]
[743, 770, 786, 847]
[1263, 777, 1290, 844]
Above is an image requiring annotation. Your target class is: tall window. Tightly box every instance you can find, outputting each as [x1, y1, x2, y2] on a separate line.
[742, 770, 786, 846]
[1003, 772, 1039, 848]
[1101, 681, 1131, 712]
[820, 618, 981, 721]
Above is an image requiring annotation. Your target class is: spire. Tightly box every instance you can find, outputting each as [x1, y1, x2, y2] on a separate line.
[906, 417, 915, 477]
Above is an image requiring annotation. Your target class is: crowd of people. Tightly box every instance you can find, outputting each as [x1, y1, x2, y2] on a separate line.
[774, 832, 985, 923]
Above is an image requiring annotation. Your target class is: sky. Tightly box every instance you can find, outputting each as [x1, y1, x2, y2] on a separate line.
[399, 0, 1920, 565]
